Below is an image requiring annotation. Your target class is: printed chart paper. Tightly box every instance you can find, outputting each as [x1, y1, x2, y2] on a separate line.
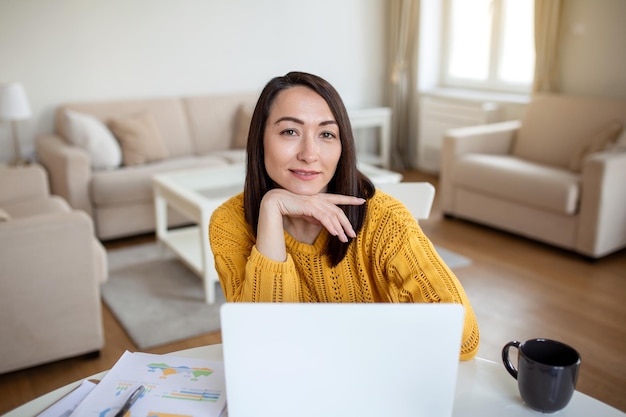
[70, 351, 226, 417]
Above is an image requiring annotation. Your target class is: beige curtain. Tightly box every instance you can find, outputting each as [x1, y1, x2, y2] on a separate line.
[533, 0, 563, 93]
[385, 0, 420, 169]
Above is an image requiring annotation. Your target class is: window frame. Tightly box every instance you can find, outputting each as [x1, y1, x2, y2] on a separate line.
[440, 0, 534, 94]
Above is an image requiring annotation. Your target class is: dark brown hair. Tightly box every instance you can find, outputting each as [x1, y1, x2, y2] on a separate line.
[244, 71, 374, 266]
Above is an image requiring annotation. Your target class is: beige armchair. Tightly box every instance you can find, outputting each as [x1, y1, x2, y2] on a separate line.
[0, 164, 107, 374]
[440, 93, 626, 259]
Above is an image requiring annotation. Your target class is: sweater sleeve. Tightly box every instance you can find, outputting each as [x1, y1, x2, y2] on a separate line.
[375, 210, 480, 360]
[240, 247, 302, 301]
[209, 196, 303, 302]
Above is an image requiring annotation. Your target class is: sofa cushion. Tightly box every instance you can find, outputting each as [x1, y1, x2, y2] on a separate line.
[64, 110, 122, 170]
[57, 98, 195, 158]
[183, 93, 257, 155]
[210, 149, 247, 164]
[512, 94, 626, 169]
[233, 102, 255, 149]
[0, 208, 10, 222]
[452, 154, 580, 215]
[91, 156, 232, 206]
[108, 112, 170, 166]
[568, 120, 624, 172]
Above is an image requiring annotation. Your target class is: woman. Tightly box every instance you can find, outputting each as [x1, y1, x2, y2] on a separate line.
[209, 71, 479, 359]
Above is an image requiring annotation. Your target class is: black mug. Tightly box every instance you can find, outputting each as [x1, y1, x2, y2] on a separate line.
[502, 338, 581, 413]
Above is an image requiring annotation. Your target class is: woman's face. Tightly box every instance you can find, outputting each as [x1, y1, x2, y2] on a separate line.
[263, 86, 341, 195]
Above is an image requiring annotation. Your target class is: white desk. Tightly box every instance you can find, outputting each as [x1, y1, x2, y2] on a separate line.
[5, 345, 623, 416]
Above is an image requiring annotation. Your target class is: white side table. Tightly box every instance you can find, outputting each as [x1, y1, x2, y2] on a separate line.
[349, 107, 392, 169]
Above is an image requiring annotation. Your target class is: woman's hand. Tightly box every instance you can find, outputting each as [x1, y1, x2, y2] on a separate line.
[267, 189, 365, 240]
[256, 188, 366, 261]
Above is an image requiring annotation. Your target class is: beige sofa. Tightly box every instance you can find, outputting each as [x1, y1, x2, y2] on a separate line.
[36, 92, 257, 240]
[0, 164, 107, 374]
[440, 93, 626, 259]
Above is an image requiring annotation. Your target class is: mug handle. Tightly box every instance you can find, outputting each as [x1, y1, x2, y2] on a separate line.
[502, 340, 521, 379]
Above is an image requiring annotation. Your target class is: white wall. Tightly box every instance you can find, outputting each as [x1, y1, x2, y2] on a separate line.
[0, 0, 386, 163]
[558, 0, 626, 99]
[4, 0, 624, 166]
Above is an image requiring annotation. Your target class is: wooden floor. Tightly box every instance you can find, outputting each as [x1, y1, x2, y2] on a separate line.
[1, 170, 625, 414]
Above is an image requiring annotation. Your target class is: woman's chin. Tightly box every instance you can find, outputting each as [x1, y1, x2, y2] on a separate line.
[285, 184, 327, 196]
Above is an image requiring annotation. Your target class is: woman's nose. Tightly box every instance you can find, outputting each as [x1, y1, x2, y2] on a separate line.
[297, 135, 319, 163]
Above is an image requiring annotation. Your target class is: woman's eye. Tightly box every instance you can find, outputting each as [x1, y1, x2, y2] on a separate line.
[281, 129, 298, 136]
[321, 131, 337, 140]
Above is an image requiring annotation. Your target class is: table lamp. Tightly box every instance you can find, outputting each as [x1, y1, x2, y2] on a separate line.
[0, 82, 32, 166]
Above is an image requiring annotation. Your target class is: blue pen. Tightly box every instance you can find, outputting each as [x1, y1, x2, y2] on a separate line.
[114, 385, 145, 417]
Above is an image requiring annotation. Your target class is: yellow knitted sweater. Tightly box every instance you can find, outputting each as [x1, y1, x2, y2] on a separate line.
[209, 190, 480, 360]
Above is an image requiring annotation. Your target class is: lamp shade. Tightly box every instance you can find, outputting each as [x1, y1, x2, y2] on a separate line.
[0, 82, 32, 120]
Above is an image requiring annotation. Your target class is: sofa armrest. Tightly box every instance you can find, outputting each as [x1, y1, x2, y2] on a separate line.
[440, 121, 521, 212]
[0, 210, 106, 373]
[443, 120, 521, 155]
[0, 164, 49, 205]
[35, 134, 94, 216]
[577, 151, 626, 257]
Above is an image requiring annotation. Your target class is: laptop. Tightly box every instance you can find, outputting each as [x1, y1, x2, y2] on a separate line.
[220, 302, 465, 417]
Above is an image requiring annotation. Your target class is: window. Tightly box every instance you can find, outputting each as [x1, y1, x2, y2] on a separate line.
[442, 0, 535, 93]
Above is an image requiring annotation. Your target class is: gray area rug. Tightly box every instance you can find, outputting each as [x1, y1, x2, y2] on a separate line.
[102, 243, 225, 349]
[434, 245, 472, 270]
[102, 242, 471, 349]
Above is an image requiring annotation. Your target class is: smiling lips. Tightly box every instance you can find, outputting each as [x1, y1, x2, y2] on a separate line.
[290, 169, 320, 180]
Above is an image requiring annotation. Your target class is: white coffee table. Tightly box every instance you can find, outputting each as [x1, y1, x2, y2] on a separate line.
[153, 162, 403, 304]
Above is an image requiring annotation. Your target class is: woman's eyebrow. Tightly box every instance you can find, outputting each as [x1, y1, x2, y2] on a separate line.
[274, 116, 337, 126]
[274, 116, 304, 125]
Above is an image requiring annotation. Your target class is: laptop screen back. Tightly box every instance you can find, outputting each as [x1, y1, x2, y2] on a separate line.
[220, 302, 465, 417]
